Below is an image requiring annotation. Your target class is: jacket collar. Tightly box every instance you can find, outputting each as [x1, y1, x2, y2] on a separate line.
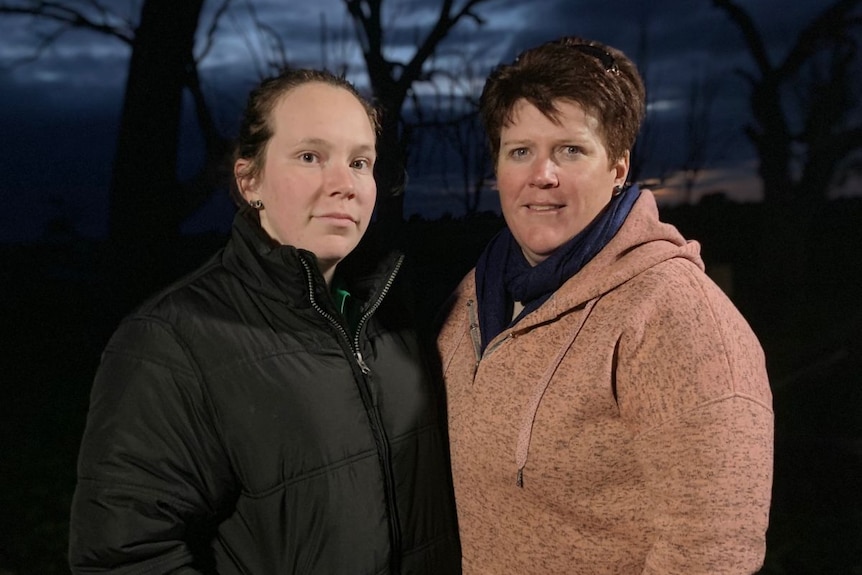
[222, 207, 403, 309]
[222, 207, 318, 306]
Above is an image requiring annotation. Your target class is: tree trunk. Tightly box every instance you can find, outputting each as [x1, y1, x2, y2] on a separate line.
[109, 0, 205, 307]
[373, 93, 409, 242]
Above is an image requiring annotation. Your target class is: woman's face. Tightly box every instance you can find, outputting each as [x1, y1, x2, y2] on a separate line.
[496, 98, 628, 267]
[236, 82, 377, 281]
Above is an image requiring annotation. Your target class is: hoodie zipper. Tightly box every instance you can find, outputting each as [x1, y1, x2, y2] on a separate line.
[299, 254, 404, 573]
[466, 299, 516, 377]
[466, 299, 482, 371]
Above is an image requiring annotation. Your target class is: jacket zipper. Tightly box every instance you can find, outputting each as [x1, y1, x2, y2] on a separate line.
[299, 254, 404, 573]
[352, 255, 404, 368]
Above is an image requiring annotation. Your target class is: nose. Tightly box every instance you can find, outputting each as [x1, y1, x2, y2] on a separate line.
[530, 157, 559, 189]
[325, 163, 356, 197]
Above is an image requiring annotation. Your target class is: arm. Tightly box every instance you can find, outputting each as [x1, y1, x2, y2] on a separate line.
[620, 264, 773, 574]
[635, 398, 772, 574]
[69, 317, 234, 574]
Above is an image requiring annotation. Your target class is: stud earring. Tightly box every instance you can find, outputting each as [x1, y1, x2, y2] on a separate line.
[249, 199, 264, 209]
[612, 185, 623, 197]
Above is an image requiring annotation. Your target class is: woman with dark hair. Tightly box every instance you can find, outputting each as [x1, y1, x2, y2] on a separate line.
[437, 37, 772, 574]
[69, 68, 460, 574]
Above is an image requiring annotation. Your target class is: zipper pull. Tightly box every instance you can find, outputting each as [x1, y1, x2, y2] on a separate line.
[355, 351, 371, 375]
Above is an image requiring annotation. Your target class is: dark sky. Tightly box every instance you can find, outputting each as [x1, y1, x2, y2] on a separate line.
[0, 0, 840, 242]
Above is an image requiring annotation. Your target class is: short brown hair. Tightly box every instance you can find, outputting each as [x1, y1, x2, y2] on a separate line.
[479, 36, 645, 168]
[230, 68, 381, 205]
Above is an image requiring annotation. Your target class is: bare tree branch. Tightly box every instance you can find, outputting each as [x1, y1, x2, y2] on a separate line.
[782, 0, 862, 78]
[197, 0, 234, 62]
[341, 0, 503, 224]
[0, 0, 135, 44]
[714, 0, 862, 203]
[681, 66, 719, 202]
[711, 0, 772, 78]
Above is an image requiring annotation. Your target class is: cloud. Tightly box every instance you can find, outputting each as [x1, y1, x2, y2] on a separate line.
[0, 0, 845, 242]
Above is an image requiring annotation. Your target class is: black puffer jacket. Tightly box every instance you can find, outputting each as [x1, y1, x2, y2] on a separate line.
[69, 210, 461, 574]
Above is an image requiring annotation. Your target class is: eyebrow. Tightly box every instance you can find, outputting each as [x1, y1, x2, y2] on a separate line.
[296, 137, 376, 155]
[297, 137, 329, 147]
[353, 143, 377, 156]
[501, 137, 588, 147]
[500, 139, 533, 147]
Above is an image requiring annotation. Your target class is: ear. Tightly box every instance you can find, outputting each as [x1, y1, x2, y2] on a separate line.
[234, 158, 258, 202]
[612, 150, 630, 186]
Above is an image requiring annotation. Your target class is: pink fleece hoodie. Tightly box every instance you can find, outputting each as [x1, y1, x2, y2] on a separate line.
[437, 190, 773, 574]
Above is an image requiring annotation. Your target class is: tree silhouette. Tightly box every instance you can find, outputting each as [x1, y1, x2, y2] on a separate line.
[343, 0, 502, 231]
[713, 0, 862, 328]
[2, 0, 506, 247]
[0, 0, 237, 305]
[404, 51, 493, 218]
[680, 65, 719, 203]
[714, 0, 862, 204]
[110, 0, 206, 294]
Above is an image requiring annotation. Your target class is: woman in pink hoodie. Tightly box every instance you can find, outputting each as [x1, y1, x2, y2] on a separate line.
[437, 37, 773, 574]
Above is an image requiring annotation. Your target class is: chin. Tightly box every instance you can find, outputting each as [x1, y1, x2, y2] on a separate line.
[315, 242, 360, 264]
[314, 251, 348, 264]
[521, 233, 570, 257]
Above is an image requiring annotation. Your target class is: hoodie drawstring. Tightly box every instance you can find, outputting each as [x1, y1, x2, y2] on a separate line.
[515, 297, 599, 487]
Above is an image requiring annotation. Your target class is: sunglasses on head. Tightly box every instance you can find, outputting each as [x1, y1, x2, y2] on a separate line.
[569, 43, 620, 75]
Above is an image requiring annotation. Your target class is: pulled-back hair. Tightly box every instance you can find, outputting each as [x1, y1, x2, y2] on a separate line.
[230, 68, 380, 205]
[480, 36, 645, 168]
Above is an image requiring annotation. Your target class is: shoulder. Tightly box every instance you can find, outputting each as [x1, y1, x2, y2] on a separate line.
[107, 251, 239, 366]
[435, 269, 476, 358]
[135, 250, 231, 318]
[436, 269, 476, 327]
[614, 256, 761, 361]
[619, 256, 741, 325]
[612, 257, 770, 413]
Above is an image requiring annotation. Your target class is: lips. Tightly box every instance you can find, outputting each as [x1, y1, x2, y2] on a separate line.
[525, 204, 564, 212]
[316, 212, 356, 223]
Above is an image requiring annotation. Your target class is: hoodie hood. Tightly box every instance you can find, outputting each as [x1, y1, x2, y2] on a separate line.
[518, 189, 703, 330]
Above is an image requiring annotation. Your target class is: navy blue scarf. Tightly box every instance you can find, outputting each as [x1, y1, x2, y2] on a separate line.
[475, 185, 639, 354]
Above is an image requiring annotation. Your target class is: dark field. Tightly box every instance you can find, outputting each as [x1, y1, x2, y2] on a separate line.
[2, 197, 860, 574]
